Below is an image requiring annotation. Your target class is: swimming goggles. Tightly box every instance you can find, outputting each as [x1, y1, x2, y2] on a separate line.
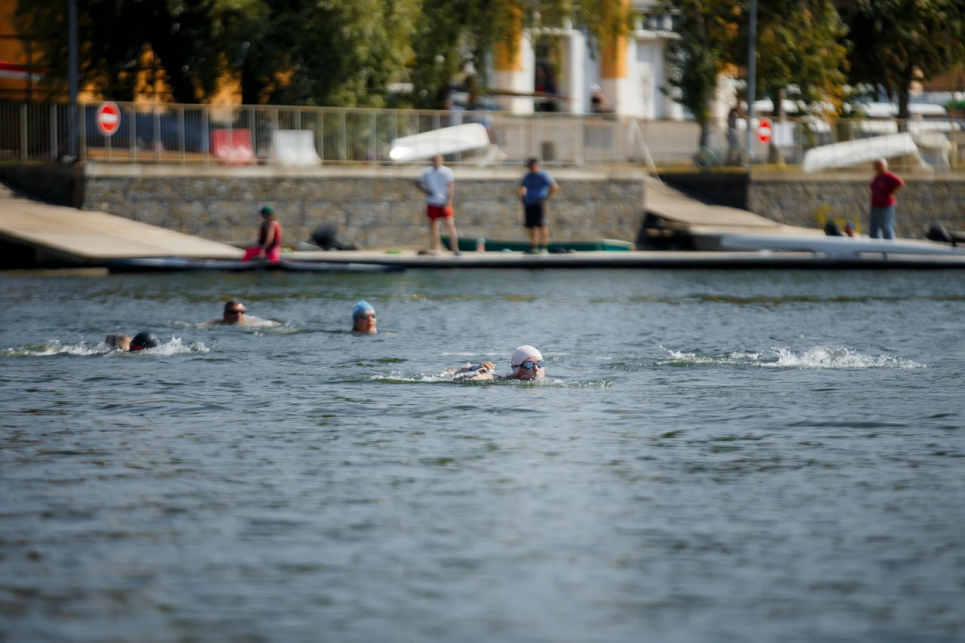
[514, 359, 544, 370]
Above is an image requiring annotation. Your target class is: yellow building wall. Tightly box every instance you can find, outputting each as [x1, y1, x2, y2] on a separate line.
[0, 0, 36, 100]
[599, 0, 629, 80]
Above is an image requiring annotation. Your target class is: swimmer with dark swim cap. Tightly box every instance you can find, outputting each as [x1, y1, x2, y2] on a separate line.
[105, 331, 159, 352]
[352, 300, 377, 334]
[456, 345, 546, 381]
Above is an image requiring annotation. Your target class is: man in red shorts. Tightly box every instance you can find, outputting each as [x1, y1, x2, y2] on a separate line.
[415, 155, 461, 256]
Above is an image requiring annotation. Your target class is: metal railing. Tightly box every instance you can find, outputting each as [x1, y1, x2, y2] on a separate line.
[0, 100, 962, 172]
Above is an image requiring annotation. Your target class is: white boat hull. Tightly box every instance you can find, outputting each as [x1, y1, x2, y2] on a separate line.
[718, 233, 965, 257]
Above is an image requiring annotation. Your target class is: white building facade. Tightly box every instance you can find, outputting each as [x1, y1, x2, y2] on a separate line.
[491, 1, 687, 120]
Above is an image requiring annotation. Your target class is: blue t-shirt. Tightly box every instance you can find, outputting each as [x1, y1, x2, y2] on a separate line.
[520, 170, 557, 205]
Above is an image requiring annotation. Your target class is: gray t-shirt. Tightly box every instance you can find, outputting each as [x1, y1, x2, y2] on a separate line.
[418, 165, 454, 206]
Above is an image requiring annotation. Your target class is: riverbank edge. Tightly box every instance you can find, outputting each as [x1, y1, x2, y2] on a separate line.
[2, 163, 964, 248]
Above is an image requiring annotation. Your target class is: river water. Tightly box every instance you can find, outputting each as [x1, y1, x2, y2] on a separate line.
[1, 268, 963, 642]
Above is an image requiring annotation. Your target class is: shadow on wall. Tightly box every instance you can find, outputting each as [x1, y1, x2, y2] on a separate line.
[0, 165, 83, 208]
[658, 172, 749, 210]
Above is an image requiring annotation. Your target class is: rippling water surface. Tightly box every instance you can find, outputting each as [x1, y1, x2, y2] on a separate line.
[2, 268, 963, 642]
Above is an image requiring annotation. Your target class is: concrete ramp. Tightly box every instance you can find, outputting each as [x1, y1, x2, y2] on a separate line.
[0, 186, 243, 267]
[642, 175, 819, 249]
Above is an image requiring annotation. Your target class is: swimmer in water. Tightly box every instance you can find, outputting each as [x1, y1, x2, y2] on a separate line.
[204, 300, 276, 327]
[352, 300, 377, 334]
[456, 345, 546, 381]
[105, 331, 159, 352]
[213, 300, 248, 325]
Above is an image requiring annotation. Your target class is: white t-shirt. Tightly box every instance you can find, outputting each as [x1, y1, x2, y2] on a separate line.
[418, 165, 454, 206]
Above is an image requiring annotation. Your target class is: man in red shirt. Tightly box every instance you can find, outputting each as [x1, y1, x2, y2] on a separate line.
[243, 205, 283, 263]
[869, 158, 904, 239]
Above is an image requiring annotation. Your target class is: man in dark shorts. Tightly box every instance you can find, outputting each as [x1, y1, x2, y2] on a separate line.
[415, 155, 460, 256]
[517, 158, 559, 254]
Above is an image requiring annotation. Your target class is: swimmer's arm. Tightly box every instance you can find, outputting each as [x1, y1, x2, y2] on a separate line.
[454, 361, 495, 375]
[455, 362, 496, 380]
[105, 333, 132, 351]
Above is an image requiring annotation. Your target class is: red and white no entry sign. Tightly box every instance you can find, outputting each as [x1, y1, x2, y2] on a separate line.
[96, 101, 121, 137]
[757, 117, 772, 144]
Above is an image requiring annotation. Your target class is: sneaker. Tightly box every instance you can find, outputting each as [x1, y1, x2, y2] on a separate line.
[453, 249, 462, 256]
[526, 247, 539, 255]
[539, 247, 549, 254]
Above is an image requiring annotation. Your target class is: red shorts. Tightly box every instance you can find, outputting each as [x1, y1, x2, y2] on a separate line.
[242, 245, 281, 263]
[427, 204, 453, 220]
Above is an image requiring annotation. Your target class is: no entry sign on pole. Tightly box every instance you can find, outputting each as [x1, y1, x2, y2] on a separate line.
[757, 117, 772, 144]
[96, 101, 121, 137]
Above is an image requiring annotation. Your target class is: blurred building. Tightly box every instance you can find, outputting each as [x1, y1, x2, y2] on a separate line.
[0, 0, 45, 101]
[492, 0, 684, 119]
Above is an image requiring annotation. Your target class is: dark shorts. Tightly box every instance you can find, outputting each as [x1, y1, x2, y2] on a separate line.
[524, 203, 545, 228]
[427, 204, 453, 220]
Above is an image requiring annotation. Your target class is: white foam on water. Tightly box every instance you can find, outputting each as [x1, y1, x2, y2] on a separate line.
[660, 346, 925, 369]
[141, 337, 210, 356]
[766, 346, 924, 369]
[1, 337, 210, 357]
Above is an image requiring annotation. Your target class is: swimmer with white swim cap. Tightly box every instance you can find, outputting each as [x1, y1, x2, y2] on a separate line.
[352, 300, 377, 334]
[457, 345, 545, 381]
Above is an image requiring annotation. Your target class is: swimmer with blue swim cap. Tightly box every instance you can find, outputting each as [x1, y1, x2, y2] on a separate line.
[457, 345, 545, 381]
[352, 300, 377, 333]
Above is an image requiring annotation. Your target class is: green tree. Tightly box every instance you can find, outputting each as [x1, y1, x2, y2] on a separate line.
[836, 0, 965, 120]
[662, 0, 849, 155]
[659, 0, 735, 148]
[231, 0, 418, 107]
[750, 0, 849, 161]
[16, 0, 418, 106]
[16, 0, 223, 102]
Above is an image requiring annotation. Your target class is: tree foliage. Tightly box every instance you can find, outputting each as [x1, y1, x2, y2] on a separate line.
[659, 0, 740, 147]
[662, 0, 850, 150]
[16, 0, 419, 106]
[751, 0, 849, 115]
[16, 0, 224, 102]
[835, 0, 965, 119]
[15, 0, 631, 108]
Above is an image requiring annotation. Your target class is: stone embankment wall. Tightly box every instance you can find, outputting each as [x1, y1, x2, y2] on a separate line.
[81, 165, 645, 249]
[749, 173, 965, 237]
